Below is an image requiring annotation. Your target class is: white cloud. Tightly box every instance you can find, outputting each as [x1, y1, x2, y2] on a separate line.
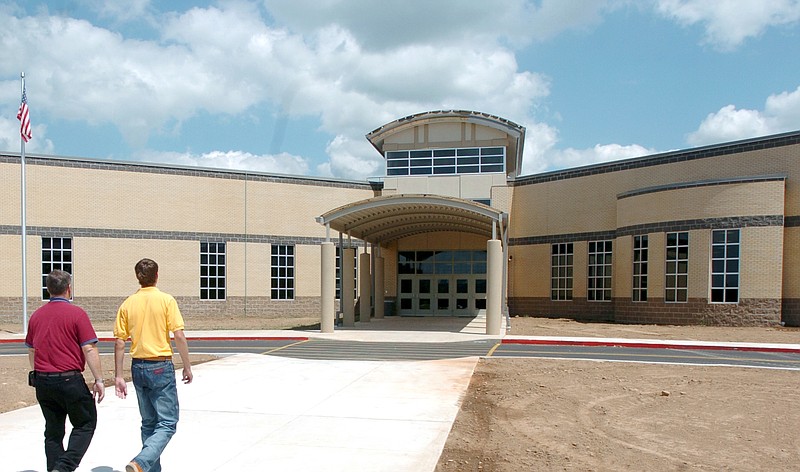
[547, 143, 654, 170]
[518, 119, 654, 176]
[687, 85, 800, 145]
[263, 0, 617, 49]
[133, 149, 310, 175]
[320, 135, 383, 179]
[656, 0, 800, 50]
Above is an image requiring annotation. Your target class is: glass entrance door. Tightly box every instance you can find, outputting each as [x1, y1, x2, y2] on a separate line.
[397, 250, 487, 316]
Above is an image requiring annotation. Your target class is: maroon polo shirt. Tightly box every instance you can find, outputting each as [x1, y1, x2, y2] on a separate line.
[25, 298, 98, 373]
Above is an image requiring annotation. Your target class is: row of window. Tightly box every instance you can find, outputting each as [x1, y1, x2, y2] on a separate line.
[42, 238, 297, 301]
[550, 229, 740, 303]
[39, 229, 742, 304]
[385, 147, 506, 176]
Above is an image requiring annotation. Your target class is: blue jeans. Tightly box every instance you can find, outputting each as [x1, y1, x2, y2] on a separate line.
[131, 359, 179, 472]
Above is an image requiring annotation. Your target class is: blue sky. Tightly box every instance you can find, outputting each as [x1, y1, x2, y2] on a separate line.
[1, 0, 799, 180]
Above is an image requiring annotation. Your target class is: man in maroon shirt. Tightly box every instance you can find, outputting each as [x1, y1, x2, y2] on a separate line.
[25, 270, 105, 472]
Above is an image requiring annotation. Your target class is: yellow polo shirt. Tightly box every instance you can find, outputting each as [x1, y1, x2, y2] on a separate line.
[114, 286, 185, 358]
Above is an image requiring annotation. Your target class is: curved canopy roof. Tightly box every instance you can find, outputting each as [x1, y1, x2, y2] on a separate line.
[317, 194, 505, 244]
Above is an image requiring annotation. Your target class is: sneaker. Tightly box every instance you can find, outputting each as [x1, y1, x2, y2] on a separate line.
[126, 461, 144, 472]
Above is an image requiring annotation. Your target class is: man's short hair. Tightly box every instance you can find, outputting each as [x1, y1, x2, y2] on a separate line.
[135, 258, 158, 287]
[46, 270, 71, 297]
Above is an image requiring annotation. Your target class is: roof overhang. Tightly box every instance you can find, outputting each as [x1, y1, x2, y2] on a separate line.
[317, 194, 506, 244]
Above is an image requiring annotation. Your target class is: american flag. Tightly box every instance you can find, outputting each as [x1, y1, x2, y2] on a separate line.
[17, 84, 31, 142]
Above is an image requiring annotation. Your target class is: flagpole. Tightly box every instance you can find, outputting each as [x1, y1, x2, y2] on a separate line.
[20, 72, 28, 334]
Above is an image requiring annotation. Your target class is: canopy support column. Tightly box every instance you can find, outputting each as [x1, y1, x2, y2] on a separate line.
[320, 240, 335, 333]
[359, 250, 371, 323]
[342, 247, 356, 326]
[374, 247, 385, 319]
[486, 238, 503, 335]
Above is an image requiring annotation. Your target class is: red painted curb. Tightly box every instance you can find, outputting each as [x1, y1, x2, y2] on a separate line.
[501, 338, 800, 354]
[97, 336, 309, 342]
[1, 336, 310, 344]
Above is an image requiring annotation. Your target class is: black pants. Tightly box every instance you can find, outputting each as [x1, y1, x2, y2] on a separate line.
[35, 373, 97, 472]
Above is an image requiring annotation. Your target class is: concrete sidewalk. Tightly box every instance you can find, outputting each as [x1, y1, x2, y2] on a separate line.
[1, 353, 479, 472]
[0, 316, 498, 472]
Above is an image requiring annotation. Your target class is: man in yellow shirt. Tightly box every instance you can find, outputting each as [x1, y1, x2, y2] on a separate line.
[114, 258, 192, 472]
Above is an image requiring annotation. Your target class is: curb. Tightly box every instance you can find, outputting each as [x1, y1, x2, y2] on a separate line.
[0, 336, 311, 344]
[501, 338, 800, 354]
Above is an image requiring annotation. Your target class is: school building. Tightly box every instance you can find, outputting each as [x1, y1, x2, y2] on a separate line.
[1, 110, 799, 330]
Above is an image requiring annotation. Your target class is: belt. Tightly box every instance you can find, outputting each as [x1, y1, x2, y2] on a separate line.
[135, 356, 172, 362]
[36, 370, 81, 377]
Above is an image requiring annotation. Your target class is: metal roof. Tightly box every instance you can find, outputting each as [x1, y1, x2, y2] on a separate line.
[317, 194, 505, 244]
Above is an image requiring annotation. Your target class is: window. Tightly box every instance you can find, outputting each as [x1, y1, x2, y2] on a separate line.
[200, 242, 226, 300]
[335, 247, 357, 299]
[588, 240, 612, 301]
[632, 235, 648, 302]
[711, 229, 739, 303]
[385, 146, 505, 176]
[551, 243, 573, 301]
[665, 232, 689, 303]
[41, 237, 72, 299]
[397, 250, 486, 275]
[271, 244, 295, 300]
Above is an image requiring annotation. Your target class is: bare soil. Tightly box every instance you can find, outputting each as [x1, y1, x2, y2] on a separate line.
[435, 317, 800, 471]
[3, 316, 800, 471]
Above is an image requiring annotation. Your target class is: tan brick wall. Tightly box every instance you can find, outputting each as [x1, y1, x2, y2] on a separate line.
[617, 181, 784, 228]
[296, 244, 321, 297]
[614, 236, 633, 295]
[511, 144, 800, 239]
[784, 227, 800, 298]
[573, 241, 588, 298]
[226, 241, 247, 297]
[246, 182, 373, 237]
[24, 165, 247, 232]
[0, 235, 21, 295]
[381, 242, 398, 298]
[507, 244, 549, 298]
[688, 230, 709, 299]
[511, 175, 619, 237]
[648, 232, 667, 295]
[741, 226, 783, 299]
[5, 162, 374, 237]
[74, 239, 198, 297]
[0, 162, 20, 223]
[0, 234, 47, 300]
[491, 185, 512, 213]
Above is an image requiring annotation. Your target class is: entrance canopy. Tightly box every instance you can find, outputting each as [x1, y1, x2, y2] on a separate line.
[317, 194, 506, 244]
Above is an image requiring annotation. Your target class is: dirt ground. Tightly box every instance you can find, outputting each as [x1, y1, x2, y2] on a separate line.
[436, 317, 800, 471]
[3, 316, 800, 470]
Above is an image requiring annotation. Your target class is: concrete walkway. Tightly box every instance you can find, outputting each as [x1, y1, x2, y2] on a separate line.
[0, 316, 499, 472]
[3, 314, 798, 471]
